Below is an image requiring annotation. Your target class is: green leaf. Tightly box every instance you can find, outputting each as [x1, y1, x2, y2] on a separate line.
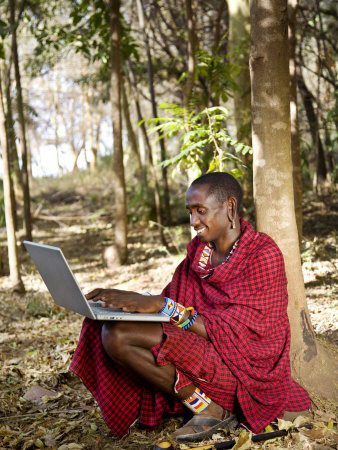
[234, 143, 244, 153]
[230, 168, 244, 178]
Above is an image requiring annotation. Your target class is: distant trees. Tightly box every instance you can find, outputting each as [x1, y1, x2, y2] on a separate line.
[0, 0, 336, 273]
[297, 0, 337, 193]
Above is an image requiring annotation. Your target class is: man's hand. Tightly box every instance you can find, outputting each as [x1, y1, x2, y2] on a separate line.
[85, 288, 165, 314]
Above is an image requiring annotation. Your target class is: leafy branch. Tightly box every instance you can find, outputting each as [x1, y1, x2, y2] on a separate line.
[146, 104, 252, 178]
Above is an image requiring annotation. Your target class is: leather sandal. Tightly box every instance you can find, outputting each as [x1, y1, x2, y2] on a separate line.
[172, 411, 238, 442]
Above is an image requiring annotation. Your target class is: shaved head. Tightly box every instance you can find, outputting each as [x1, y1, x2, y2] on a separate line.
[190, 172, 243, 209]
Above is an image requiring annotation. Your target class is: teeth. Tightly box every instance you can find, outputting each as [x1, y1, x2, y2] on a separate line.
[197, 228, 205, 235]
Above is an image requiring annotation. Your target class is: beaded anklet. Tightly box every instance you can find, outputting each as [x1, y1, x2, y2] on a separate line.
[182, 388, 211, 413]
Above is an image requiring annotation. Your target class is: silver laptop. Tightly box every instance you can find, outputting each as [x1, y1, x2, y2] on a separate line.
[23, 241, 170, 322]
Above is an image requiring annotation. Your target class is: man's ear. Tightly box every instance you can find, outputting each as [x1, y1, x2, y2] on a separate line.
[227, 197, 237, 221]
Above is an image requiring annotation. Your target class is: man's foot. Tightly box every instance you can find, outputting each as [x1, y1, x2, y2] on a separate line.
[171, 401, 238, 442]
[282, 409, 312, 421]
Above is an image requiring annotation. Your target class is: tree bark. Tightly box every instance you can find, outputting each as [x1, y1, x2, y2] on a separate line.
[127, 67, 167, 247]
[136, 0, 171, 225]
[228, 0, 251, 145]
[250, 0, 337, 400]
[183, 0, 196, 113]
[288, 0, 303, 242]
[296, 65, 327, 190]
[121, 79, 142, 171]
[0, 70, 25, 293]
[108, 0, 128, 264]
[10, 0, 32, 241]
[4, 70, 23, 217]
[228, 0, 252, 201]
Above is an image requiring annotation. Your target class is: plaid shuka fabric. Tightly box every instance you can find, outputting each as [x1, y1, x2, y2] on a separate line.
[70, 218, 311, 438]
[70, 318, 184, 438]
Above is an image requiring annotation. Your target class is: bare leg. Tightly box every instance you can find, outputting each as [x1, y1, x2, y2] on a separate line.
[101, 321, 224, 409]
[101, 321, 230, 441]
[101, 321, 195, 399]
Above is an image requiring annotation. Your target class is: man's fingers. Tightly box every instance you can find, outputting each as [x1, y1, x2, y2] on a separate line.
[85, 288, 103, 300]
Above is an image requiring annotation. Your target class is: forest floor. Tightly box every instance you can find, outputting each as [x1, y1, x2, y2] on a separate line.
[0, 174, 337, 449]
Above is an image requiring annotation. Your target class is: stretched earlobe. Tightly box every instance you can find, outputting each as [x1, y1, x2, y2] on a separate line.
[228, 197, 237, 230]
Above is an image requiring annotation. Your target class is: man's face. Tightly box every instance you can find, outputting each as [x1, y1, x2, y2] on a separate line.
[185, 184, 230, 244]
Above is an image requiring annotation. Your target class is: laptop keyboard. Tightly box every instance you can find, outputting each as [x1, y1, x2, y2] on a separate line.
[89, 304, 125, 315]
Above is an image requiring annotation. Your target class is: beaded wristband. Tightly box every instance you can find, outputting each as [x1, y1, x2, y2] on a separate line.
[182, 310, 198, 331]
[171, 303, 186, 324]
[177, 307, 195, 328]
[177, 317, 191, 328]
[159, 297, 177, 317]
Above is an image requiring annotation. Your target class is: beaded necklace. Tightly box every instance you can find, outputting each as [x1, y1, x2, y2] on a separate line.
[199, 238, 240, 270]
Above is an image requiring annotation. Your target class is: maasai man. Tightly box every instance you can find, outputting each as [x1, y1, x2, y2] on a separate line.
[70, 172, 311, 442]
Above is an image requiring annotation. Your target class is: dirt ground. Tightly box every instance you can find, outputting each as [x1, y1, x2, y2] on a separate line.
[0, 180, 337, 449]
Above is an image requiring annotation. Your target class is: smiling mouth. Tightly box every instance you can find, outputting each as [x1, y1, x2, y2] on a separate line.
[196, 227, 206, 235]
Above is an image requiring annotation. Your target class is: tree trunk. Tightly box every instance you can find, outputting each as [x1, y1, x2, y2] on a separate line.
[228, 0, 252, 202]
[228, 0, 251, 145]
[121, 79, 142, 171]
[296, 65, 327, 190]
[0, 70, 24, 293]
[127, 66, 167, 247]
[108, 0, 128, 264]
[4, 65, 21, 228]
[52, 86, 63, 175]
[85, 89, 101, 172]
[10, 0, 32, 241]
[250, 0, 337, 400]
[136, 0, 171, 225]
[288, 0, 302, 243]
[183, 0, 196, 113]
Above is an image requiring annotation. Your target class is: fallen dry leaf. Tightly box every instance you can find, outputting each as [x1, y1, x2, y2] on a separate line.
[23, 385, 59, 403]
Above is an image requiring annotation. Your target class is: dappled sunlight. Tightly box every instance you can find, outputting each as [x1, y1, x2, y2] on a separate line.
[0, 178, 337, 448]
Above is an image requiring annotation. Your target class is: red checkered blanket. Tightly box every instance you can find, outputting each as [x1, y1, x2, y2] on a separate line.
[70, 218, 311, 438]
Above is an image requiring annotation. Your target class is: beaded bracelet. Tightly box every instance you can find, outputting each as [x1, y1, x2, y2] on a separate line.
[171, 303, 186, 324]
[159, 297, 186, 324]
[177, 316, 191, 328]
[182, 310, 198, 331]
[159, 297, 177, 317]
[177, 307, 195, 328]
[159, 297, 197, 329]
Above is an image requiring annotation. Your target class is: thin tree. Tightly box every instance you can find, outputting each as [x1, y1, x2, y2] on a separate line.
[228, 0, 252, 199]
[183, 0, 196, 115]
[249, 0, 337, 399]
[127, 67, 167, 247]
[136, 0, 171, 225]
[228, 0, 251, 145]
[9, 0, 32, 241]
[288, 0, 303, 242]
[4, 69, 23, 214]
[0, 70, 25, 293]
[121, 79, 143, 175]
[296, 64, 327, 190]
[108, 0, 128, 264]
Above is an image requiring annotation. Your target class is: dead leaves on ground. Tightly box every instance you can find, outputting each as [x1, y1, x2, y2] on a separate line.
[0, 190, 337, 449]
